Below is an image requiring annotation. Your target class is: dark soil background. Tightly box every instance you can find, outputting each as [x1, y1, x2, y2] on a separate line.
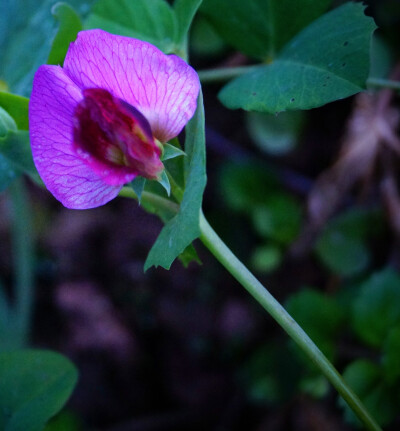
[2, 0, 400, 430]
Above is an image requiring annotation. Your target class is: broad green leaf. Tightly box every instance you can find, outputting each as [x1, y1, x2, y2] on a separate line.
[0, 92, 29, 130]
[0, 0, 94, 96]
[0, 349, 78, 431]
[219, 3, 376, 113]
[201, 0, 331, 60]
[352, 269, 400, 348]
[382, 326, 400, 384]
[174, 0, 203, 46]
[246, 111, 304, 156]
[340, 360, 397, 427]
[286, 289, 344, 361]
[145, 91, 206, 270]
[47, 2, 83, 66]
[85, 0, 177, 53]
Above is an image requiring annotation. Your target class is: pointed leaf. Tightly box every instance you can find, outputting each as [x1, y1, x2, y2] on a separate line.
[130, 177, 147, 204]
[219, 3, 377, 113]
[157, 170, 171, 196]
[162, 142, 186, 161]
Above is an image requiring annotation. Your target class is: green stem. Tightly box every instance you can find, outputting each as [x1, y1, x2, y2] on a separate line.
[198, 65, 261, 83]
[198, 65, 400, 92]
[367, 77, 400, 91]
[10, 178, 34, 346]
[198, 211, 381, 431]
[120, 187, 179, 214]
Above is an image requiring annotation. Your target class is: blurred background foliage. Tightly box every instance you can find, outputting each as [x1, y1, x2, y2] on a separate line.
[1, 0, 400, 430]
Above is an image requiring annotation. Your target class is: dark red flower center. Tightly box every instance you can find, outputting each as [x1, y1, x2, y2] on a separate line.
[73, 88, 163, 180]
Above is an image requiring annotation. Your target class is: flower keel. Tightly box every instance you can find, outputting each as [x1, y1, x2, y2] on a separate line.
[73, 88, 163, 186]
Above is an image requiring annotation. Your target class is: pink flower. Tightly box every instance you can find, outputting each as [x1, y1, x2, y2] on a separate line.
[29, 30, 200, 209]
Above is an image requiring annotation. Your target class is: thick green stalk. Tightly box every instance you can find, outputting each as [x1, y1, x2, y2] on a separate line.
[10, 178, 34, 345]
[198, 211, 381, 431]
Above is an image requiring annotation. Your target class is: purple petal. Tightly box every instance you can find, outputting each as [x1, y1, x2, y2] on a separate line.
[29, 65, 122, 209]
[64, 29, 200, 142]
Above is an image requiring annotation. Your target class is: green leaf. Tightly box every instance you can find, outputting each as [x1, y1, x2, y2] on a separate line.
[178, 243, 202, 268]
[0, 349, 78, 431]
[85, 0, 177, 53]
[0, 108, 19, 191]
[162, 143, 186, 161]
[0, 92, 29, 130]
[0, 130, 39, 184]
[250, 245, 282, 273]
[252, 194, 302, 245]
[157, 170, 171, 196]
[0, 106, 17, 136]
[145, 91, 206, 270]
[352, 269, 400, 348]
[174, 0, 203, 47]
[44, 411, 81, 431]
[315, 208, 382, 277]
[130, 177, 147, 204]
[382, 326, 400, 384]
[201, 0, 331, 60]
[190, 16, 226, 58]
[0, 0, 94, 96]
[219, 161, 279, 212]
[286, 289, 344, 362]
[316, 232, 369, 277]
[47, 2, 83, 66]
[246, 111, 304, 156]
[219, 3, 376, 113]
[242, 342, 300, 405]
[340, 360, 397, 427]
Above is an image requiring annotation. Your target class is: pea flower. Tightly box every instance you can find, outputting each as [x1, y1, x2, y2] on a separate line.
[29, 30, 200, 209]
